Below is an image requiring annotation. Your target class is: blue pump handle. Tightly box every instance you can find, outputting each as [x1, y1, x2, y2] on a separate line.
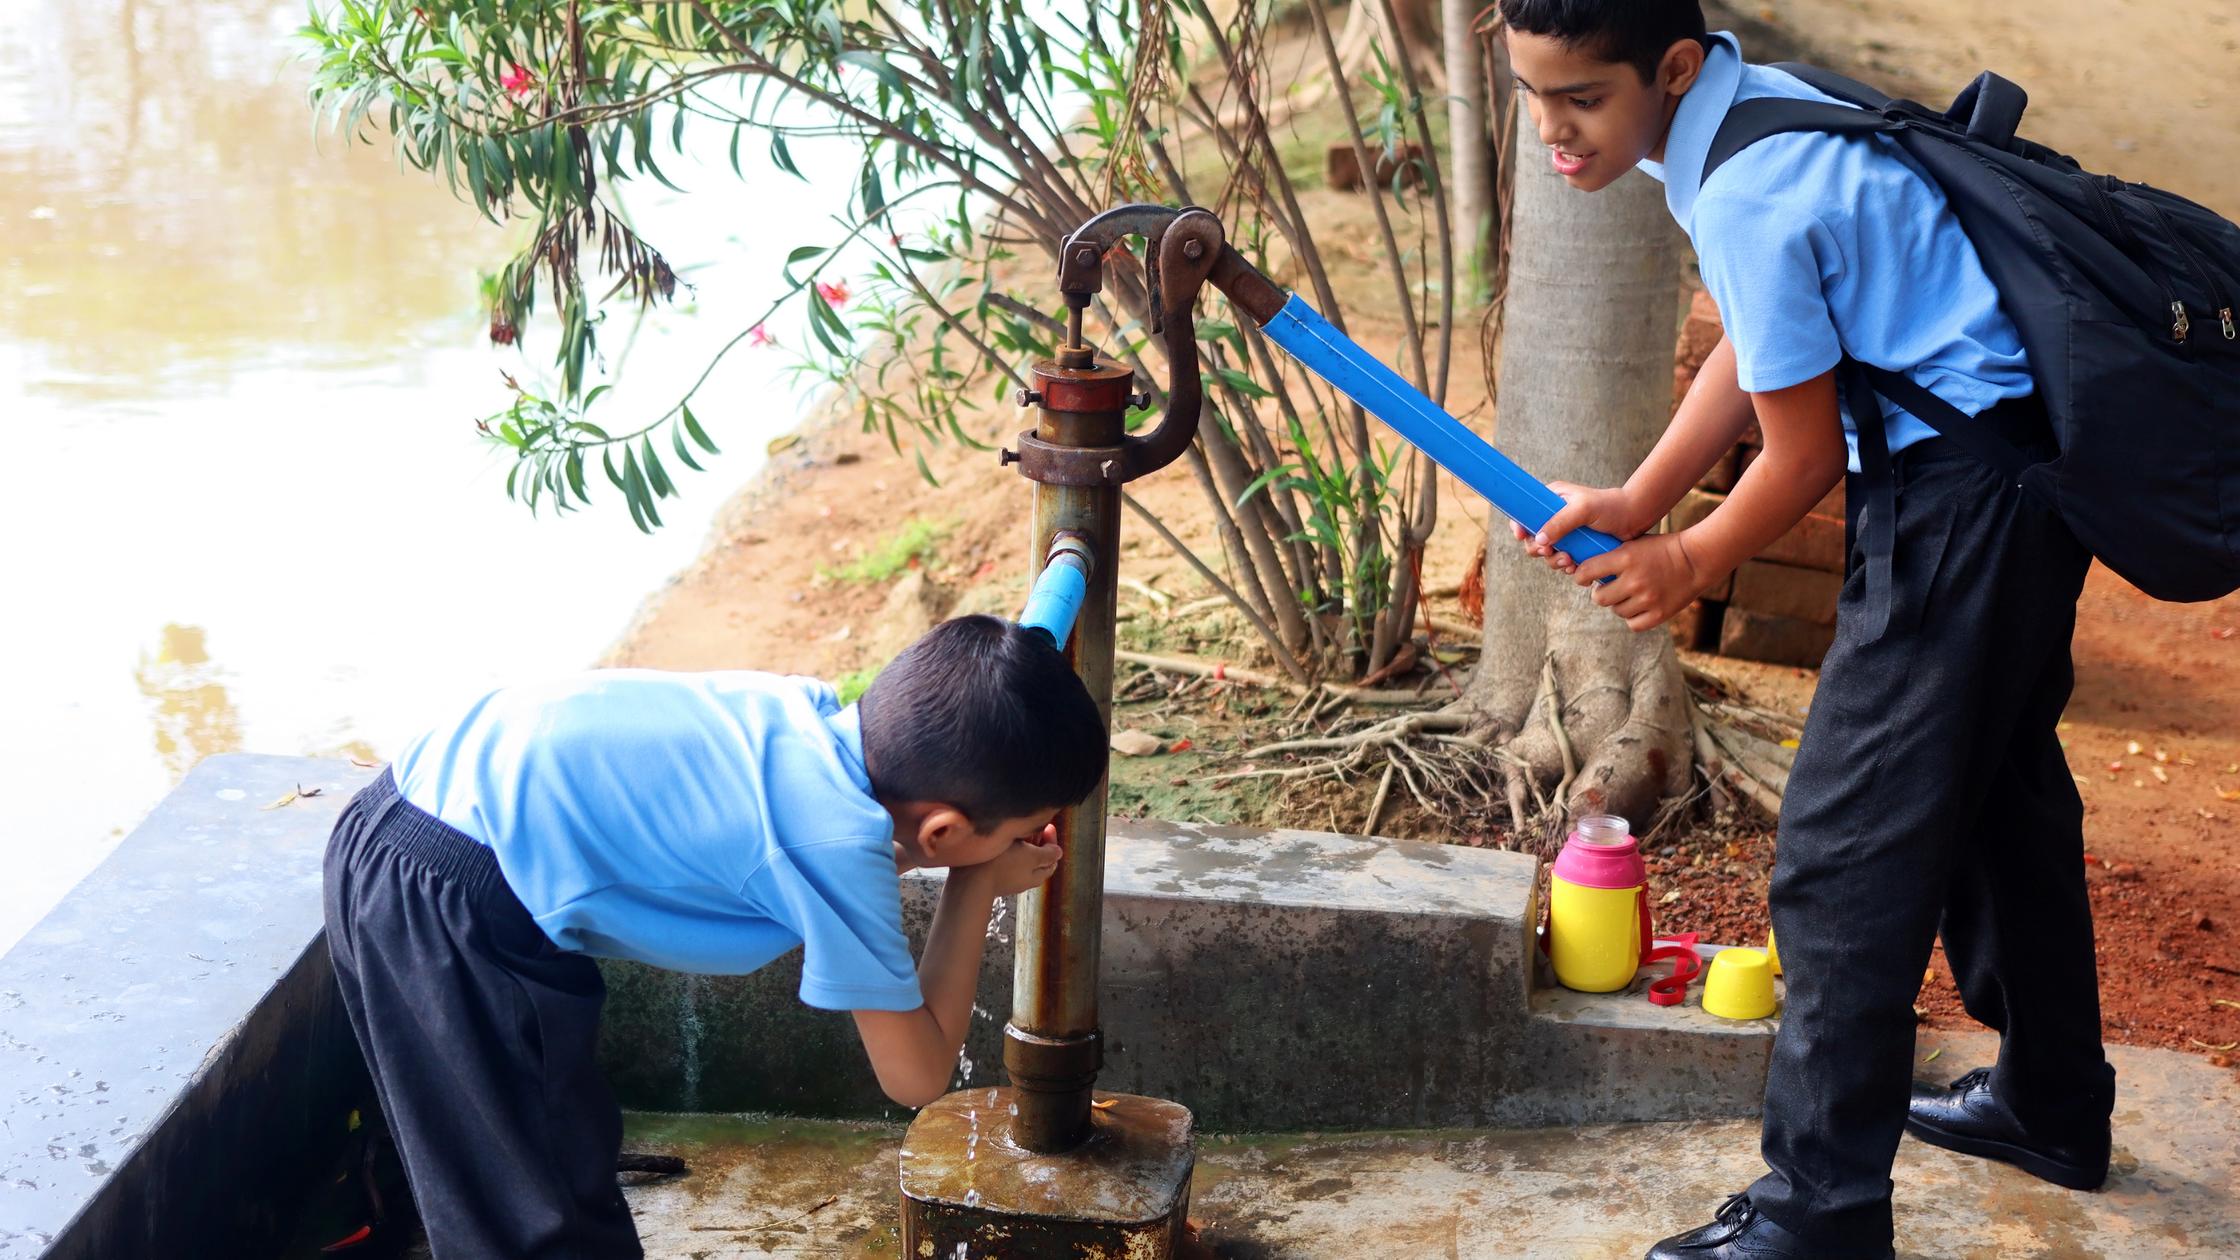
[1259, 296, 1624, 568]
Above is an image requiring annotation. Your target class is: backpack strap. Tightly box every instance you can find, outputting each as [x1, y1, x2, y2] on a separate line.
[1765, 61, 1894, 109]
[1854, 365, 2035, 485]
[1840, 358, 2044, 644]
[1837, 359, 1898, 643]
[1703, 98, 1900, 183]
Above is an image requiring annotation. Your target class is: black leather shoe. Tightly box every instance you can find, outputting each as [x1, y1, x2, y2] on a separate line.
[1905, 1066, 2110, 1190]
[1644, 1194, 1891, 1259]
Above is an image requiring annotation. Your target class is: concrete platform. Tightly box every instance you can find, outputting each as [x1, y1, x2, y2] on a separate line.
[598, 820, 1780, 1130]
[594, 1029, 2240, 1259]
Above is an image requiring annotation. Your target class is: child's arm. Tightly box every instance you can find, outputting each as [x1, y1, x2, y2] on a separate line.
[851, 831, 1061, 1108]
[1518, 335, 1761, 556]
[1568, 368, 1848, 630]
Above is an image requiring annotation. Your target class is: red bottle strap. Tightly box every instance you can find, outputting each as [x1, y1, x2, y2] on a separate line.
[1644, 933, 1702, 1007]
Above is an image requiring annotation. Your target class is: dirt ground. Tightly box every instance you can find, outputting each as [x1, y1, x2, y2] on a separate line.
[606, 0, 2240, 1064]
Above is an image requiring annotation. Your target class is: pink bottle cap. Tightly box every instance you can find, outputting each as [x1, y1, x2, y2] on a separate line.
[1551, 814, 1645, 889]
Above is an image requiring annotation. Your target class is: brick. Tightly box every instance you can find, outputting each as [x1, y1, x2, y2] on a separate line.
[1731, 561, 1842, 625]
[1669, 493, 1845, 574]
[1667, 599, 1725, 652]
[1669, 488, 1725, 533]
[1760, 512, 1847, 573]
[1326, 141, 1425, 192]
[1697, 448, 1739, 493]
[1671, 288, 1724, 411]
[1813, 480, 1847, 518]
[1720, 607, 1836, 667]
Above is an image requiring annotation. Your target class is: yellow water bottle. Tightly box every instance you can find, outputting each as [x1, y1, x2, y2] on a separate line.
[1547, 814, 1651, 992]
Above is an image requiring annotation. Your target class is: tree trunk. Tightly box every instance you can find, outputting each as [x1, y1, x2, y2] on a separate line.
[1440, 0, 1492, 303]
[1462, 110, 1691, 850]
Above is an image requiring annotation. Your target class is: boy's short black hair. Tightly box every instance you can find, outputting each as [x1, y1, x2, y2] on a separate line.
[1497, 0, 1708, 84]
[858, 615, 1107, 827]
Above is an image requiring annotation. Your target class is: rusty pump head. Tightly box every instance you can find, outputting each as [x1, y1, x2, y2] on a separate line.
[1004, 204, 1286, 492]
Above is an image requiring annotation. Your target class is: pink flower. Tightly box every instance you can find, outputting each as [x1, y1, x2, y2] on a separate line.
[747, 323, 774, 347]
[816, 280, 851, 307]
[500, 63, 536, 102]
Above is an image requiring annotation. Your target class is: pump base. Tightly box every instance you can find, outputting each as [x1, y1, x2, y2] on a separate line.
[899, 1087, 1195, 1258]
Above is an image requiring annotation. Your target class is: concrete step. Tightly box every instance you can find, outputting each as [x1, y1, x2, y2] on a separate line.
[1517, 947, 1781, 1126]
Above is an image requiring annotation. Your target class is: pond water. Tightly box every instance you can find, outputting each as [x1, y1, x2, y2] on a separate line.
[0, 1, 873, 950]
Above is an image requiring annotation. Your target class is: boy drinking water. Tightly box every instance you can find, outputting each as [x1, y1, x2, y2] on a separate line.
[1499, 3, 2115, 1256]
[322, 615, 1106, 1258]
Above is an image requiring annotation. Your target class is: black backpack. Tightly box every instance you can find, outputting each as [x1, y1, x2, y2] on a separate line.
[1705, 63, 2240, 604]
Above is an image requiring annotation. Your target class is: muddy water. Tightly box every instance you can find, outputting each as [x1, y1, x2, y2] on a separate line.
[0, 1, 870, 950]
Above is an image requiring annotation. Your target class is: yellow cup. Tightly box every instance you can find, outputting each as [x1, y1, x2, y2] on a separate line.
[1701, 947, 1779, 1020]
[1766, 928, 1782, 976]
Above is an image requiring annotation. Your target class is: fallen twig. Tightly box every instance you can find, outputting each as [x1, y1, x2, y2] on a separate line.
[690, 1195, 840, 1233]
[1115, 649, 1432, 707]
[1119, 576, 1172, 614]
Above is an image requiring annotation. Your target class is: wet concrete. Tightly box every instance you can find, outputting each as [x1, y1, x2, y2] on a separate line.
[597, 1029, 2240, 1258]
[0, 754, 377, 1259]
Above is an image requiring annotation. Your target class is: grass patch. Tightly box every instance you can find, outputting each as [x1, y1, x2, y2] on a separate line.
[818, 518, 951, 584]
[834, 666, 880, 705]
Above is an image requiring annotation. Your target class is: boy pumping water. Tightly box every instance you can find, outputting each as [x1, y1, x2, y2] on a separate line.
[322, 615, 1107, 1258]
[1499, 2, 2117, 1256]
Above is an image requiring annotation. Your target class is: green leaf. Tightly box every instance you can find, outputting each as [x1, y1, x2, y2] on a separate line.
[838, 50, 905, 93]
[860, 160, 885, 218]
[641, 436, 674, 498]
[1236, 463, 1300, 509]
[770, 132, 801, 179]
[913, 448, 941, 487]
[681, 404, 720, 454]
[565, 449, 588, 503]
[671, 422, 704, 472]
[1213, 366, 1271, 399]
[622, 445, 661, 531]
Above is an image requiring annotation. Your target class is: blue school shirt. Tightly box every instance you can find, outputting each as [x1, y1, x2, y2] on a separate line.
[390, 670, 923, 1012]
[1637, 32, 2033, 472]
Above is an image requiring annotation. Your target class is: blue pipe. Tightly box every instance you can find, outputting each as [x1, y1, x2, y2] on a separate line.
[1260, 296, 1624, 568]
[1019, 543, 1092, 648]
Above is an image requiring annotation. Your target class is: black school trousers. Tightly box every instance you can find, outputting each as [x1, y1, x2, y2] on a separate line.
[1746, 407, 2116, 1252]
[323, 771, 642, 1259]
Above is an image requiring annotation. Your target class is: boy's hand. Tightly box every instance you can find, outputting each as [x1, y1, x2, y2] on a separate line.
[1510, 482, 1649, 573]
[1573, 532, 1708, 632]
[979, 825, 1063, 898]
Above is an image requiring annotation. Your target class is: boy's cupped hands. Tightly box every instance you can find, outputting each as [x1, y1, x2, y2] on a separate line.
[976, 823, 1065, 897]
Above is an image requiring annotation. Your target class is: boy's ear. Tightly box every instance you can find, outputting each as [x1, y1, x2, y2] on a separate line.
[1658, 37, 1707, 97]
[914, 805, 977, 862]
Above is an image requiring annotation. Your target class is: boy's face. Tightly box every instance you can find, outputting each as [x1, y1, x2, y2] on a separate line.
[911, 806, 1059, 870]
[1504, 31, 1706, 192]
[953, 811, 1059, 870]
